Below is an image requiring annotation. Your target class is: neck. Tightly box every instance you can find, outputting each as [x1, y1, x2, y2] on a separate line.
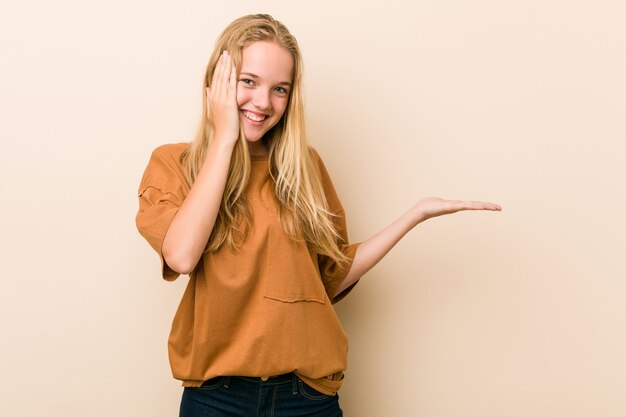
[248, 140, 268, 156]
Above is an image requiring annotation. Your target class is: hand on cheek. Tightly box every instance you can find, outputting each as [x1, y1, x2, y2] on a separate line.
[206, 51, 240, 147]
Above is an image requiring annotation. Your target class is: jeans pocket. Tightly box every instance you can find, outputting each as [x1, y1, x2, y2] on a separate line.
[197, 376, 226, 391]
[298, 380, 331, 401]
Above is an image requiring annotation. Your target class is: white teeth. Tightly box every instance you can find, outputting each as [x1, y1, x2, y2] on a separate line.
[244, 111, 266, 122]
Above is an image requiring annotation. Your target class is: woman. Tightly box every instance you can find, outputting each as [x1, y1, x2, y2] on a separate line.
[136, 14, 501, 417]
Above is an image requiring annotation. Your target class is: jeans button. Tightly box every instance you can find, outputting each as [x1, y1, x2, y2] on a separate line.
[261, 376, 269, 381]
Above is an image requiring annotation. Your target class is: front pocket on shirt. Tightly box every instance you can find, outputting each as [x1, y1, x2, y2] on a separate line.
[263, 228, 327, 304]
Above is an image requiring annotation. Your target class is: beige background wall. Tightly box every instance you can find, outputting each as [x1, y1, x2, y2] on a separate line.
[1, 0, 625, 416]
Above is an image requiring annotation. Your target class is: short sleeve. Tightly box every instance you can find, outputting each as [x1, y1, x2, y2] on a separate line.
[135, 144, 190, 281]
[310, 148, 361, 303]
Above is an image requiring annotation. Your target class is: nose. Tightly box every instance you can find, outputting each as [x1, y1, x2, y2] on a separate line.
[251, 88, 271, 111]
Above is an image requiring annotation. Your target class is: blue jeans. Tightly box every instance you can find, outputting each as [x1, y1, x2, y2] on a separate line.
[179, 373, 343, 417]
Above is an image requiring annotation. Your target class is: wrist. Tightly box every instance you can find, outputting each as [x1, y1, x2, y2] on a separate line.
[407, 205, 427, 226]
[211, 134, 238, 150]
[207, 137, 237, 161]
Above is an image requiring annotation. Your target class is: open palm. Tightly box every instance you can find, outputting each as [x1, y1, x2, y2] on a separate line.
[413, 197, 502, 221]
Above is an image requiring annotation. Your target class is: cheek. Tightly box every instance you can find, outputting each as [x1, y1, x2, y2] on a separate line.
[273, 98, 289, 119]
[236, 89, 247, 108]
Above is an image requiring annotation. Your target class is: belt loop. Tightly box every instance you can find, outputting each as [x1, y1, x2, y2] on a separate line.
[224, 376, 231, 389]
[291, 373, 298, 395]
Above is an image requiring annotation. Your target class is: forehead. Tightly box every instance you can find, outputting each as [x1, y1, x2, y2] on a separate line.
[240, 41, 294, 82]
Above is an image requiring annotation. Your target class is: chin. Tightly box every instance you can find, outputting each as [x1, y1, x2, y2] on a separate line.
[243, 134, 262, 143]
[242, 128, 265, 142]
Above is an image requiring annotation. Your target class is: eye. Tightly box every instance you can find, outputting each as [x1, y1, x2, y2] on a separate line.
[239, 78, 254, 86]
[274, 86, 288, 94]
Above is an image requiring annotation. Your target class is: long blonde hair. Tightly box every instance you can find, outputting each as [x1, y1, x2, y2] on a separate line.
[182, 14, 348, 265]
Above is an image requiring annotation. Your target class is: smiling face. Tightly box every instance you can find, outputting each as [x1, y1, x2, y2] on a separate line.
[237, 41, 294, 152]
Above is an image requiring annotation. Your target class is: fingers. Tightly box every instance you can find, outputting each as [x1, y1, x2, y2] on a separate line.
[207, 51, 236, 122]
[209, 51, 237, 99]
[484, 202, 502, 211]
[413, 197, 501, 223]
[213, 51, 226, 96]
[443, 199, 502, 212]
[229, 56, 237, 92]
[205, 51, 240, 141]
[205, 86, 211, 119]
[462, 201, 502, 211]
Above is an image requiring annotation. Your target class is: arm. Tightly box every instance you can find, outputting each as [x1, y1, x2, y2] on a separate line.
[162, 141, 233, 274]
[162, 51, 240, 274]
[336, 197, 502, 294]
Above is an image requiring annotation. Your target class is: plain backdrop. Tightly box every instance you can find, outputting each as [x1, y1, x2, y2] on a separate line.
[1, 0, 625, 416]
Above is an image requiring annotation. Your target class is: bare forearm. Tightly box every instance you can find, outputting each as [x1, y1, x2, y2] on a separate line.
[337, 208, 424, 294]
[162, 139, 234, 274]
[335, 197, 502, 294]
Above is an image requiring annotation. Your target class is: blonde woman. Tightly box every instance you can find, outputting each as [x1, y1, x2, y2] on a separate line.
[136, 14, 501, 417]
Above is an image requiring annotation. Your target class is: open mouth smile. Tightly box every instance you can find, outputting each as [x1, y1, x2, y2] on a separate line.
[242, 110, 268, 122]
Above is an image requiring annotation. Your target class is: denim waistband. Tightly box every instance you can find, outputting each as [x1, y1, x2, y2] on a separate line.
[219, 373, 298, 394]
[235, 373, 295, 384]
[182, 372, 341, 415]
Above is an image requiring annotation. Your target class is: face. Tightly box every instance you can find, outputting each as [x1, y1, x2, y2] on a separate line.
[236, 41, 294, 147]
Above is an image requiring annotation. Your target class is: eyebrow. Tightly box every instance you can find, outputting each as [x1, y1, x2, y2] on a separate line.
[239, 72, 292, 86]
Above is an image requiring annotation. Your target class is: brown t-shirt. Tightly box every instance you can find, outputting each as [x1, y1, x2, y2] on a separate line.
[135, 143, 360, 395]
